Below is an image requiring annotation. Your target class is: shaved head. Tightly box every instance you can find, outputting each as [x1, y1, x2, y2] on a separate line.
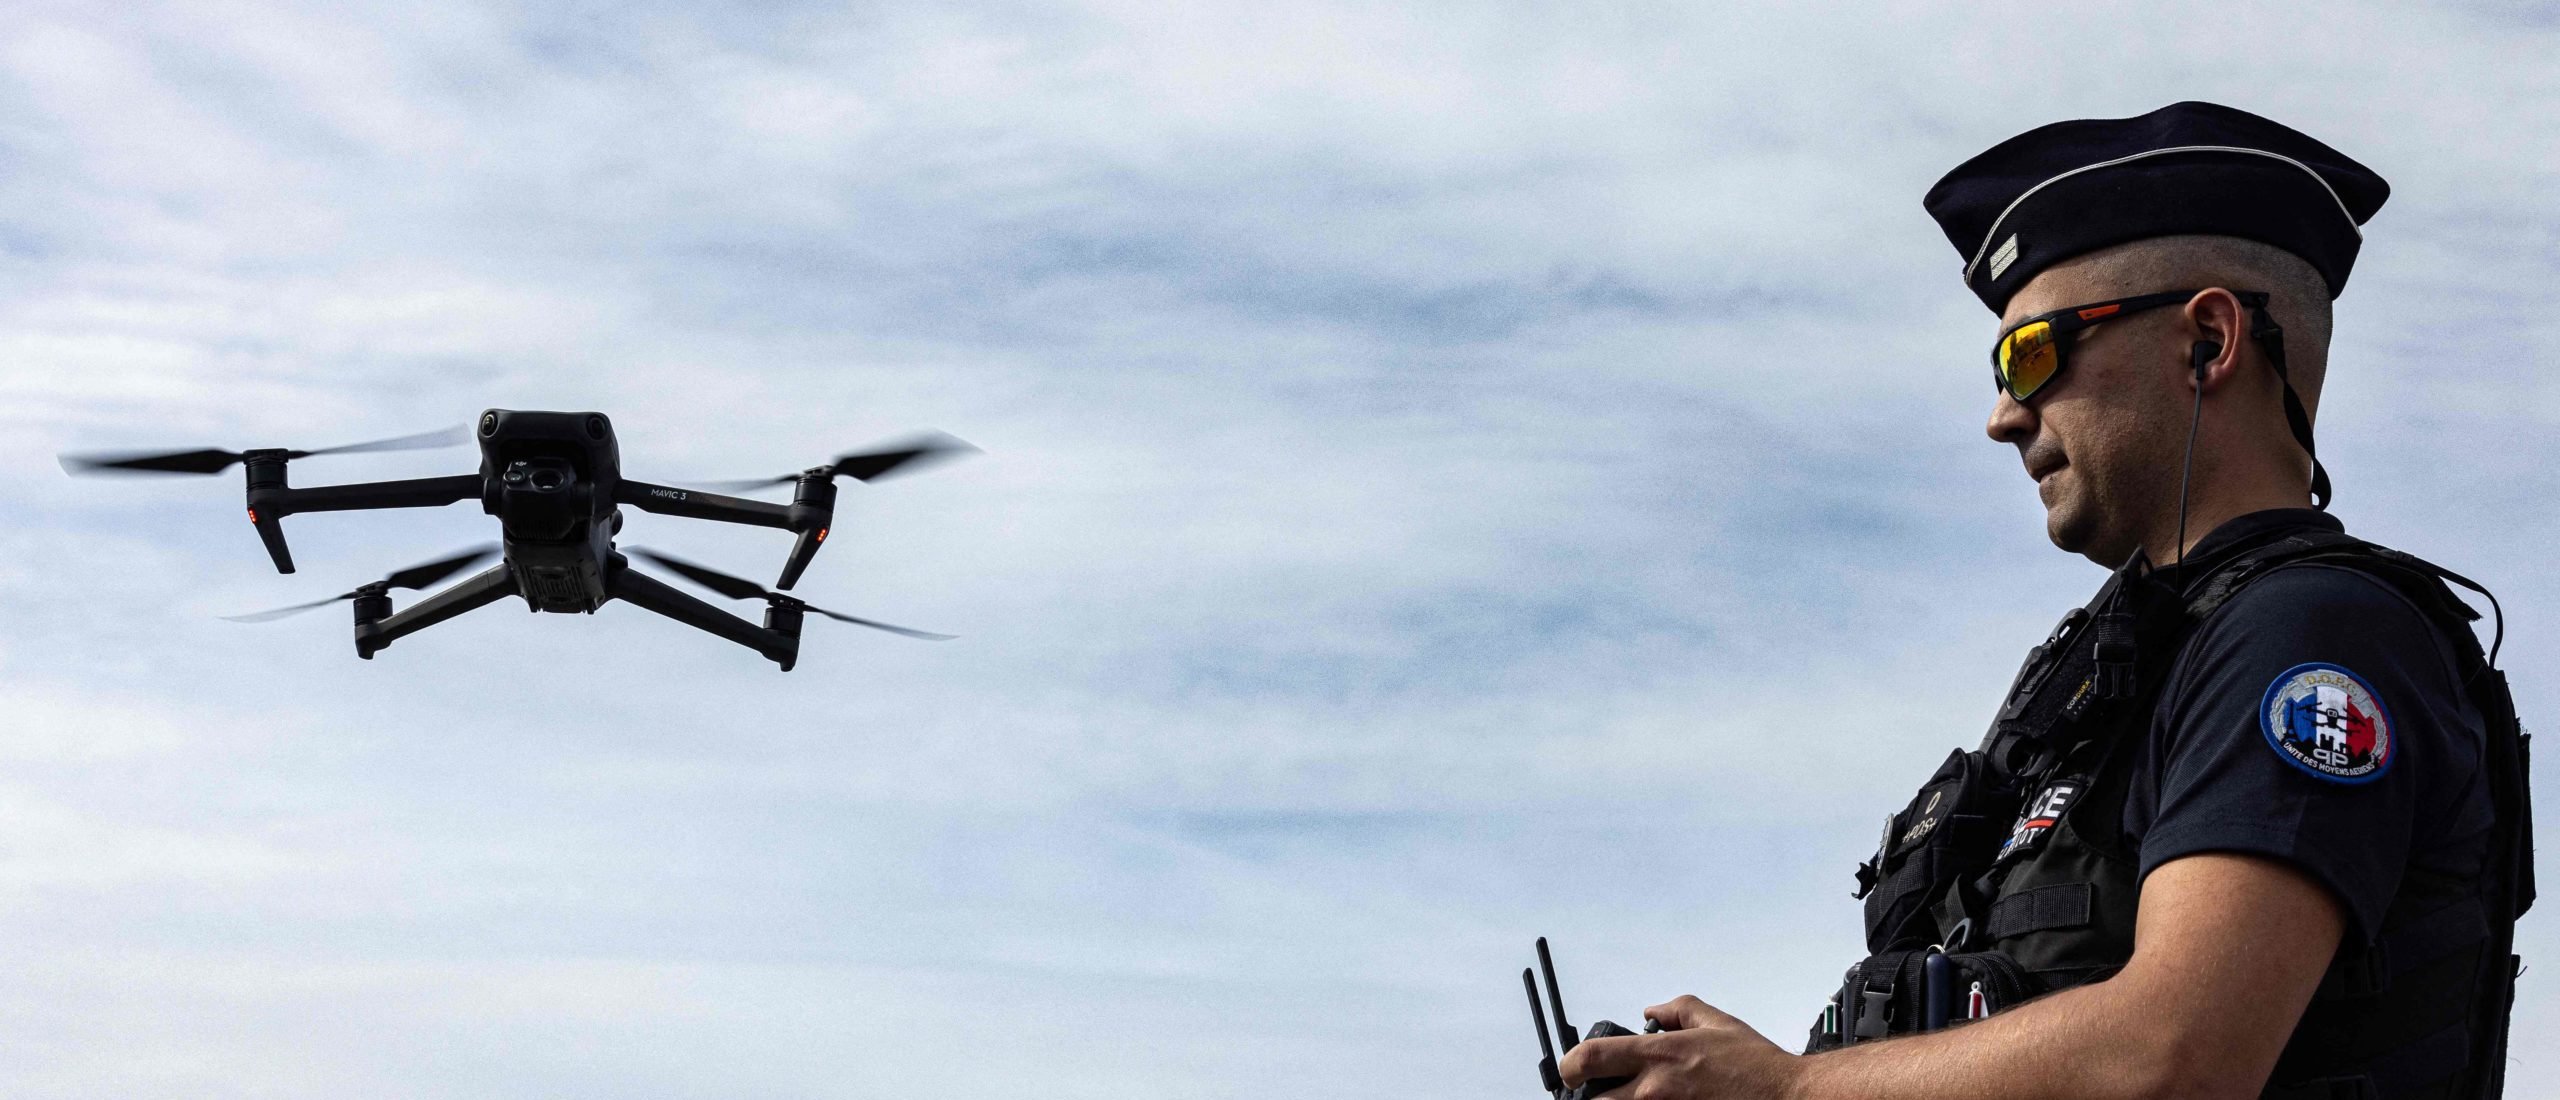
[2052, 235, 2334, 412]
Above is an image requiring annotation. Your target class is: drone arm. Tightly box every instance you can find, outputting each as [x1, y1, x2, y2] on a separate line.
[614, 480, 795, 529]
[257, 475, 484, 516]
[606, 558, 800, 670]
[239, 474, 483, 576]
[612, 479, 839, 590]
[355, 563, 519, 659]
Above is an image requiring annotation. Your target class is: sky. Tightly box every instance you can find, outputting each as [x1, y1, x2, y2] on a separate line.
[0, 1, 2555, 1096]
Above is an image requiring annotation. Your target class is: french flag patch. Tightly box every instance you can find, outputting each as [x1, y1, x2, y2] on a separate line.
[2259, 663, 2395, 784]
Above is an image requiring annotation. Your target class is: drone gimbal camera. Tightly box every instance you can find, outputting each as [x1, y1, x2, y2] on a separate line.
[1523, 937, 1658, 1100]
[62, 409, 975, 671]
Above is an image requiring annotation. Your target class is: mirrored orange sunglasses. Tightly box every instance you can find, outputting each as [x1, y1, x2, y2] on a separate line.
[1991, 289, 2263, 401]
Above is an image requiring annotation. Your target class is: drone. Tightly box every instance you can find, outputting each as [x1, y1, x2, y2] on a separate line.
[60, 409, 974, 671]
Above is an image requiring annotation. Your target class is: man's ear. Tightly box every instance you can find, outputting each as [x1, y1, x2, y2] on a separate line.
[2183, 289, 2248, 392]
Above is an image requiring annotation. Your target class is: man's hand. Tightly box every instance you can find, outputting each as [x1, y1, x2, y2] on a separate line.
[1556, 995, 1798, 1100]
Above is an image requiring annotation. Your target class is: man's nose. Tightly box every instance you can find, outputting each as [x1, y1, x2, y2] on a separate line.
[1985, 390, 2036, 444]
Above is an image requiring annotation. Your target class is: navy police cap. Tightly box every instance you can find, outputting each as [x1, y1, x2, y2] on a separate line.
[1923, 101, 2389, 314]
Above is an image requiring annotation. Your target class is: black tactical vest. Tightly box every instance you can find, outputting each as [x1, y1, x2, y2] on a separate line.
[1807, 530, 2535, 1100]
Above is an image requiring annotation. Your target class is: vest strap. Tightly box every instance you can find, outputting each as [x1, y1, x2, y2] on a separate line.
[2369, 1022, 2473, 1096]
[2316, 899, 2489, 1001]
[2263, 1023, 2472, 1100]
[2262, 1077, 2378, 1100]
[1983, 883, 2092, 940]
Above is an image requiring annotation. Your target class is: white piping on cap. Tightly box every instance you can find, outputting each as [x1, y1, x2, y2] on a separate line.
[1961, 144, 2364, 284]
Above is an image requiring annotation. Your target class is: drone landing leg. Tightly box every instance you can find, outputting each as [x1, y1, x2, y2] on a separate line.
[357, 564, 519, 659]
[606, 561, 800, 670]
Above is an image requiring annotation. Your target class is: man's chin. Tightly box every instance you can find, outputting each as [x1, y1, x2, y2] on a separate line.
[2044, 511, 2086, 555]
[2046, 505, 2141, 567]
[2042, 495, 2105, 560]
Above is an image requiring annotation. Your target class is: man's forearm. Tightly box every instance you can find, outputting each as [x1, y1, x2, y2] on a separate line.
[1558, 860, 2331, 1100]
[1788, 976, 2227, 1100]
[1786, 855, 2338, 1100]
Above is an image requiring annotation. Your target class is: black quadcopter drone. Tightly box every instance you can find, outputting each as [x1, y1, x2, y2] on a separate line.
[60, 409, 973, 671]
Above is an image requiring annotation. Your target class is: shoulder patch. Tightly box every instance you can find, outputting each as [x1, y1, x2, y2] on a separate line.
[2258, 662, 2396, 784]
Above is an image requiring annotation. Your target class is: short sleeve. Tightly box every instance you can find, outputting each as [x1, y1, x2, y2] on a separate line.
[2132, 564, 2481, 945]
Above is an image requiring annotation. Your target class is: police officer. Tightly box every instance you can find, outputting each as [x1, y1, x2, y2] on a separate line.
[1556, 102, 2531, 1099]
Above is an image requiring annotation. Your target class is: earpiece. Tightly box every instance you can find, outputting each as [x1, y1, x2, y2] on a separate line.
[2190, 340, 2220, 381]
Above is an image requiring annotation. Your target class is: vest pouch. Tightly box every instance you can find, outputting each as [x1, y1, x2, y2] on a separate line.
[1949, 949, 2041, 1017]
[1859, 748, 2018, 954]
[1805, 949, 1923, 1053]
[1803, 948, 2045, 1054]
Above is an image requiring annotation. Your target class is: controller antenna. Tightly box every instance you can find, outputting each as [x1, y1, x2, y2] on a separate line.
[1523, 968, 1563, 1097]
[1536, 936, 1579, 1053]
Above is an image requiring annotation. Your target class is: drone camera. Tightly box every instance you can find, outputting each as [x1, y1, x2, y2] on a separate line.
[497, 457, 589, 541]
[478, 410, 620, 553]
[502, 459, 576, 493]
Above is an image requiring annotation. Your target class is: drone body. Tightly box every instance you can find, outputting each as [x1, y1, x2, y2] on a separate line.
[66, 409, 972, 671]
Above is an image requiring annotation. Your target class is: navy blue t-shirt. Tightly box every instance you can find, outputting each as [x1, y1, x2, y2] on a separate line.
[2123, 510, 2495, 946]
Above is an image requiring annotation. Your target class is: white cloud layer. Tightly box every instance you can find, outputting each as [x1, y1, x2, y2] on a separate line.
[1, 1, 2554, 1096]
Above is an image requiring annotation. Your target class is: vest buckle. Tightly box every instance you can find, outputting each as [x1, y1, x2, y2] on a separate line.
[1851, 979, 1895, 1041]
[2088, 611, 2138, 700]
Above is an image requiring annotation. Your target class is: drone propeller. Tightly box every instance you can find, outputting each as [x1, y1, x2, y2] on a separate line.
[221, 545, 498, 623]
[629, 548, 954, 640]
[700, 431, 978, 492]
[60, 426, 468, 476]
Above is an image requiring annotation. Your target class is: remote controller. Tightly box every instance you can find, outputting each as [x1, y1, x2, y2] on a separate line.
[1522, 938, 1663, 1099]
